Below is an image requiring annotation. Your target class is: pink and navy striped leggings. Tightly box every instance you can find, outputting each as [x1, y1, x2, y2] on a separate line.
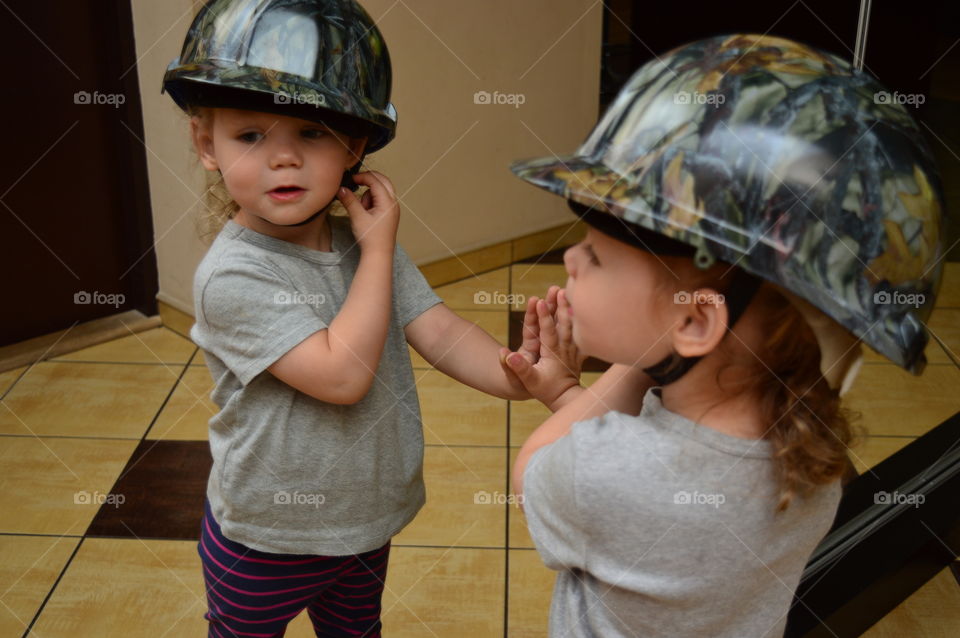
[198, 499, 390, 637]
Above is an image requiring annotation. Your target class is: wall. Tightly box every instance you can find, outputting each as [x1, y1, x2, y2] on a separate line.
[131, 0, 601, 314]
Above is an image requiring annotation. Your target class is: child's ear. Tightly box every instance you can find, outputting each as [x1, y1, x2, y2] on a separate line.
[346, 136, 367, 168]
[670, 288, 729, 358]
[190, 116, 219, 171]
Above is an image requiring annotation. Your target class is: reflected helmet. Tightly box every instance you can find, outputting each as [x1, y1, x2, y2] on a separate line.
[511, 34, 946, 376]
[162, 0, 397, 152]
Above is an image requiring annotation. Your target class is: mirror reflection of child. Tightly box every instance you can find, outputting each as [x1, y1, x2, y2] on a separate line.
[509, 34, 945, 638]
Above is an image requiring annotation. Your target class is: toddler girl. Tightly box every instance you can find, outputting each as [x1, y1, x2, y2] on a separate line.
[162, 1, 570, 635]
[507, 34, 945, 637]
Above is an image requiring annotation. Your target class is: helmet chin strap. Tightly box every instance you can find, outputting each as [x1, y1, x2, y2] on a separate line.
[642, 268, 763, 386]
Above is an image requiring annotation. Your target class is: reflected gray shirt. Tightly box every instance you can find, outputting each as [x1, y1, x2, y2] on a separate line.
[523, 387, 841, 637]
[191, 216, 441, 555]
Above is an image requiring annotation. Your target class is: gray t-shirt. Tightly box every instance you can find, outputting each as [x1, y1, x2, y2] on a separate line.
[191, 216, 441, 556]
[523, 387, 841, 638]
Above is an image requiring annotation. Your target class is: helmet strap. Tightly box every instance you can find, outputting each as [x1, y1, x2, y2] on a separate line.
[643, 268, 763, 385]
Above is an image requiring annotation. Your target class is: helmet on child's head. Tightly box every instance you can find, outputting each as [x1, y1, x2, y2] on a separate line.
[162, 0, 397, 153]
[511, 34, 945, 383]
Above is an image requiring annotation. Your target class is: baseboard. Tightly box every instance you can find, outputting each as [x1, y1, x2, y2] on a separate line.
[0, 310, 162, 374]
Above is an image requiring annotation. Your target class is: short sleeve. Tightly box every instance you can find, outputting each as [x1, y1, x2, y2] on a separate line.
[523, 431, 588, 571]
[192, 259, 327, 385]
[392, 243, 442, 327]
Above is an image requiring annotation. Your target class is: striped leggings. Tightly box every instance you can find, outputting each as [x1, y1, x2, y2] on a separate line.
[198, 499, 390, 637]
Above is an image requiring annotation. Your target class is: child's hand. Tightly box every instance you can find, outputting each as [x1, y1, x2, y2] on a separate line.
[337, 171, 400, 254]
[500, 286, 586, 411]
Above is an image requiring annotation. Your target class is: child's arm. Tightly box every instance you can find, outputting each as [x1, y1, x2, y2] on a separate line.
[512, 364, 655, 498]
[404, 302, 535, 400]
[267, 172, 399, 405]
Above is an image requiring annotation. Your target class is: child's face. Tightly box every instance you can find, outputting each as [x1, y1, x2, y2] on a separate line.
[563, 227, 677, 366]
[192, 108, 365, 226]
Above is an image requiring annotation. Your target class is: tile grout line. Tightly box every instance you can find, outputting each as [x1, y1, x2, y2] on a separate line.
[504, 240, 516, 638]
[22, 536, 86, 638]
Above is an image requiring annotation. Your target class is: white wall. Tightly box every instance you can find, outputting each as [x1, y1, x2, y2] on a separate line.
[131, 0, 601, 314]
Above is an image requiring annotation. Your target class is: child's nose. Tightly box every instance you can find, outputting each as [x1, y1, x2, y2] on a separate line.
[563, 245, 577, 277]
[268, 140, 302, 169]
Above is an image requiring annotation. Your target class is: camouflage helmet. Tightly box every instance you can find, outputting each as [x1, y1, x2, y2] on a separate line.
[511, 34, 946, 375]
[162, 0, 397, 152]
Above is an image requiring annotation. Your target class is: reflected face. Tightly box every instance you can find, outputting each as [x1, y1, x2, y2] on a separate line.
[562, 227, 675, 366]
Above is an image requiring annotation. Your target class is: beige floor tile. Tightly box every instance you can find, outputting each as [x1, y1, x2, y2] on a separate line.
[0, 437, 137, 535]
[508, 549, 555, 638]
[508, 447, 535, 550]
[433, 267, 511, 311]
[843, 363, 960, 436]
[862, 308, 960, 365]
[409, 310, 508, 369]
[0, 535, 81, 636]
[861, 567, 960, 638]
[31, 538, 207, 637]
[510, 264, 569, 309]
[51, 327, 196, 364]
[0, 366, 26, 396]
[148, 366, 217, 441]
[510, 372, 603, 447]
[417, 369, 507, 446]
[381, 546, 505, 637]
[848, 436, 916, 474]
[935, 262, 959, 309]
[395, 446, 507, 548]
[0, 361, 180, 438]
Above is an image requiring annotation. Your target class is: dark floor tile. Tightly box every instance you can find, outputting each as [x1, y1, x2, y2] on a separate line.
[86, 439, 211, 540]
[508, 311, 610, 373]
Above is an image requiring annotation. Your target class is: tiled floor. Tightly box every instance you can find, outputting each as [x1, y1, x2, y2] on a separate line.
[1, 257, 959, 637]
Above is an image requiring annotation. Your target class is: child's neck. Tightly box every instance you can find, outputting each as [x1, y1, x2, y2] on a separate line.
[658, 358, 768, 440]
[234, 209, 333, 252]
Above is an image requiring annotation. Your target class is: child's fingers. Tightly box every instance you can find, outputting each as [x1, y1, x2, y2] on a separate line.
[361, 188, 374, 209]
[545, 285, 559, 315]
[336, 187, 366, 217]
[520, 296, 540, 357]
[556, 288, 572, 346]
[353, 170, 396, 200]
[537, 299, 559, 351]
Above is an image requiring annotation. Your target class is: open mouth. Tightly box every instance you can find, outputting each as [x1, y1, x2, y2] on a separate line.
[269, 185, 306, 201]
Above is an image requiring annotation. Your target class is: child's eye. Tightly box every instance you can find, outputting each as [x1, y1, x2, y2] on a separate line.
[584, 244, 600, 266]
[301, 128, 328, 139]
[237, 131, 262, 144]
